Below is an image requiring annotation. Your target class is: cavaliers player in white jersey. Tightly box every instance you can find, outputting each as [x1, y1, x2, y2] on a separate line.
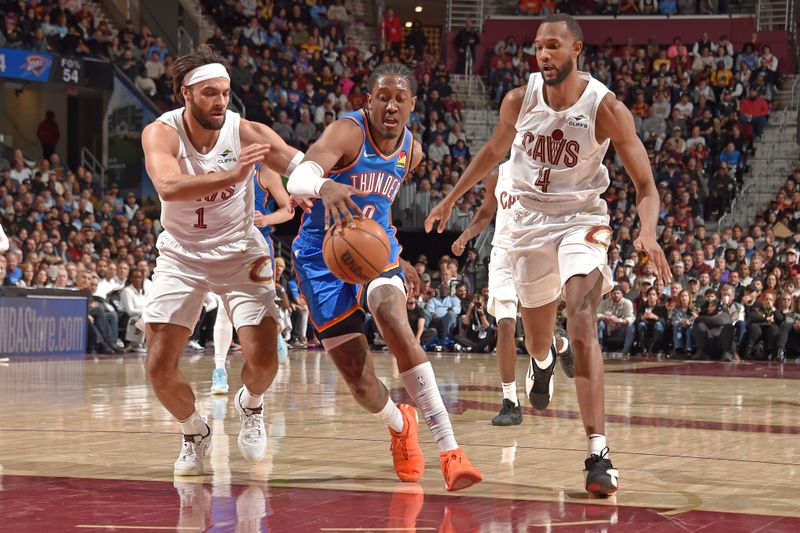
[451, 163, 574, 427]
[427, 14, 671, 494]
[140, 47, 304, 476]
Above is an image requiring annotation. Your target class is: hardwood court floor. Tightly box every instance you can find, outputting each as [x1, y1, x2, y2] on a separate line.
[0, 349, 799, 532]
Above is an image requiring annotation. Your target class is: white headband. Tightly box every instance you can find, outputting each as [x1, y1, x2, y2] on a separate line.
[183, 63, 230, 87]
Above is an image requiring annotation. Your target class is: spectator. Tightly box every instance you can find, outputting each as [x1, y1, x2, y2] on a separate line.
[740, 88, 770, 137]
[597, 286, 636, 354]
[743, 290, 782, 359]
[455, 19, 480, 74]
[692, 296, 735, 361]
[634, 287, 668, 354]
[406, 294, 436, 347]
[426, 283, 461, 341]
[119, 268, 147, 352]
[36, 111, 60, 160]
[383, 8, 402, 57]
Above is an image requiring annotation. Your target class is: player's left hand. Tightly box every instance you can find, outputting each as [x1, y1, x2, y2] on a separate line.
[400, 258, 420, 297]
[451, 232, 469, 256]
[634, 234, 672, 284]
[319, 181, 368, 232]
[254, 211, 270, 228]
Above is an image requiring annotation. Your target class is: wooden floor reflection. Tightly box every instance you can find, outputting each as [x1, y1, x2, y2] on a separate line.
[0, 350, 798, 531]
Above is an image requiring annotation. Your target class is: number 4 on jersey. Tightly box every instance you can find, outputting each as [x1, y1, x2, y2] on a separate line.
[535, 168, 552, 193]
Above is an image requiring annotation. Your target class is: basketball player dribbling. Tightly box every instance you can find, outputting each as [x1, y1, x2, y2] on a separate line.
[286, 63, 482, 491]
[451, 163, 574, 427]
[209, 163, 293, 395]
[427, 14, 671, 494]
[140, 46, 304, 475]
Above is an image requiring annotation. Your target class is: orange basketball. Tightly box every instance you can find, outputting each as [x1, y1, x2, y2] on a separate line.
[322, 218, 391, 284]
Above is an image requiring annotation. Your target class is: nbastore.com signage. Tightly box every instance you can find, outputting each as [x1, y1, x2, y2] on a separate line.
[0, 290, 88, 356]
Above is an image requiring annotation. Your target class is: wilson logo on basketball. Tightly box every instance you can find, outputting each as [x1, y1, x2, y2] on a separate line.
[521, 129, 580, 168]
[248, 256, 273, 283]
[340, 251, 366, 279]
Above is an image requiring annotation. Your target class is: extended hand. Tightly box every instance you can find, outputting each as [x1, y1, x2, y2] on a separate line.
[319, 180, 367, 232]
[634, 233, 672, 284]
[232, 144, 271, 182]
[424, 198, 455, 233]
[451, 232, 469, 256]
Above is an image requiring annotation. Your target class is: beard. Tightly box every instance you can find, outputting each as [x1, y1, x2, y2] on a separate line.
[188, 95, 226, 130]
[543, 59, 574, 86]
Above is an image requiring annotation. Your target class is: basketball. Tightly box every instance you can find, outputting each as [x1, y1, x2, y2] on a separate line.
[322, 218, 391, 284]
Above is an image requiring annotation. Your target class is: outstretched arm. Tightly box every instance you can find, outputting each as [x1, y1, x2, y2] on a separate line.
[241, 119, 303, 176]
[425, 86, 524, 233]
[254, 165, 294, 227]
[286, 118, 368, 230]
[597, 94, 672, 284]
[451, 168, 499, 256]
[142, 122, 270, 201]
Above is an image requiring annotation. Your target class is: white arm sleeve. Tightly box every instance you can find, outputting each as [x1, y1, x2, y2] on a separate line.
[0, 223, 8, 253]
[286, 160, 328, 198]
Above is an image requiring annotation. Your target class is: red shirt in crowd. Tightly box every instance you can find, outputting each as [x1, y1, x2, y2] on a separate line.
[740, 95, 770, 118]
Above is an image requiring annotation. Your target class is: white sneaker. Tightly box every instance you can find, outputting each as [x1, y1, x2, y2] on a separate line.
[173, 421, 212, 476]
[187, 340, 204, 351]
[234, 386, 267, 462]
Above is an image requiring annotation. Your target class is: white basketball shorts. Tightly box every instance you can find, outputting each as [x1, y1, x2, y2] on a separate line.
[507, 203, 613, 309]
[141, 228, 279, 332]
[487, 246, 518, 321]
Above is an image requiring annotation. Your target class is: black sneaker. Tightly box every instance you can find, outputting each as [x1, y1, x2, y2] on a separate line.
[525, 347, 557, 410]
[555, 327, 575, 378]
[491, 399, 522, 426]
[584, 447, 619, 495]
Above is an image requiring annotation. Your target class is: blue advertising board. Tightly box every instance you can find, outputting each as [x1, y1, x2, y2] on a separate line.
[0, 48, 54, 82]
[0, 294, 87, 355]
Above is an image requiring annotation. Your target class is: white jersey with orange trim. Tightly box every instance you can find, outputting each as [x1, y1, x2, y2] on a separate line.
[491, 162, 516, 249]
[507, 72, 613, 217]
[156, 108, 252, 250]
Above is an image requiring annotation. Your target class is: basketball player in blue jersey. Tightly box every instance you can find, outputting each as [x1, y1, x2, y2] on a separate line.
[286, 63, 483, 492]
[210, 163, 293, 395]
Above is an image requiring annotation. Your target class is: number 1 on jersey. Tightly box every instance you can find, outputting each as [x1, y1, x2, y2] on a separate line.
[194, 207, 208, 229]
[535, 168, 552, 193]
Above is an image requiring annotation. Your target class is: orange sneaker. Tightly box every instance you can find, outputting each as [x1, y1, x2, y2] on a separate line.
[439, 448, 483, 492]
[389, 404, 425, 482]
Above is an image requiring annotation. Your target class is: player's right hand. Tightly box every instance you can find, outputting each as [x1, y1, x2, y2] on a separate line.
[451, 231, 469, 256]
[232, 144, 271, 182]
[424, 199, 454, 234]
[319, 180, 368, 232]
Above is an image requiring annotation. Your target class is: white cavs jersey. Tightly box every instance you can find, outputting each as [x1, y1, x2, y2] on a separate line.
[491, 162, 515, 249]
[508, 71, 612, 216]
[156, 108, 252, 249]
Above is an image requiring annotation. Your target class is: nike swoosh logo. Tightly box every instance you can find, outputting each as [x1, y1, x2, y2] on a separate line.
[527, 109, 543, 115]
[363, 153, 376, 158]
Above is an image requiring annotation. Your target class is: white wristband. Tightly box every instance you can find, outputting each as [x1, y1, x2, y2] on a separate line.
[285, 150, 305, 175]
[286, 160, 327, 198]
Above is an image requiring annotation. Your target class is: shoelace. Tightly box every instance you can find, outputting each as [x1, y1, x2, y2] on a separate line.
[242, 407, 264, 441]
[178, 440, 197, 462]
[390, 435, 409, 459]
[587, 446, 611, 465]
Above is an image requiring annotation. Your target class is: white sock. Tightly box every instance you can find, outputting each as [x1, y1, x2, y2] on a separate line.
[373, 397, 404, 433]
[178, 409, 208, 436]
[240, 385, 263, 409]
[213, 308, 233, 369]
[555, 335, 569, 354]
[534, 350, 554, 369]
[400, 362, 458, 452]
[501, 381, 518, 406]
[589, 434, 608, 458]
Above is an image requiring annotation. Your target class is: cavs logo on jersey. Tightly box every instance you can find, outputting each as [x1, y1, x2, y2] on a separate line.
[585, 225, 613, 249]
[521, 129, 580, 168]
[396, 151, 407, 169]
[217, 148, 237, 164]
[248, 256, 274, 284]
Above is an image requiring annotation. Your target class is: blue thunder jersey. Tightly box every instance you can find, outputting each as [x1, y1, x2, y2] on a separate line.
[293, 110, 413, 335]
[298, 109, 411, 267]
[253, 164, 276, 258]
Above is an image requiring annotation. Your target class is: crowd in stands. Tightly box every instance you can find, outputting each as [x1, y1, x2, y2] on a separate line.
[519, 0, 736, 16]
[1, 1, 798, 359]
